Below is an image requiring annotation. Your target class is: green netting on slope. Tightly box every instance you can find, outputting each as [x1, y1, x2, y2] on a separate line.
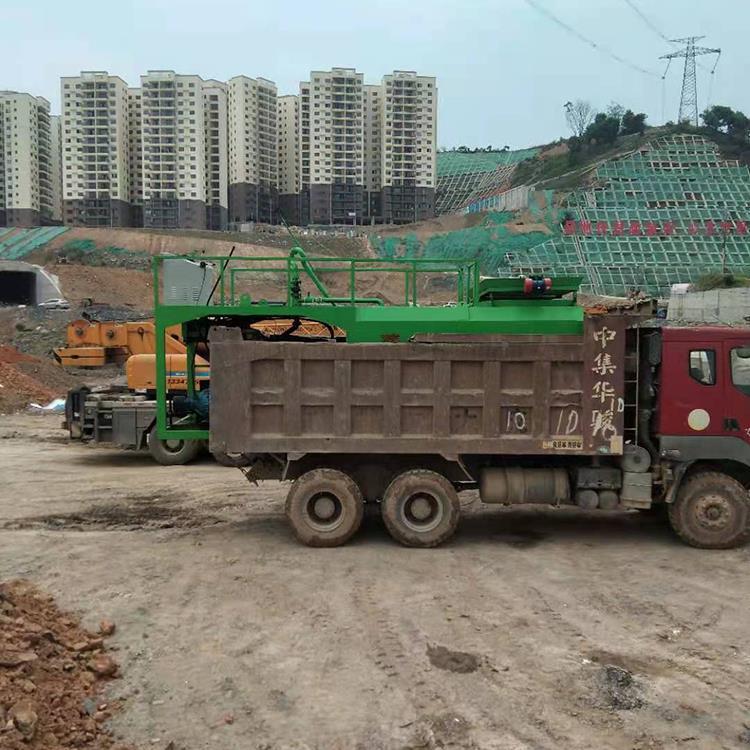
[57, 239, 150, 269]
[437, 148, 540, 177]
[0, 227, 69, 260]
[372, 211, 555, 275]
[509, 234, 750, 297]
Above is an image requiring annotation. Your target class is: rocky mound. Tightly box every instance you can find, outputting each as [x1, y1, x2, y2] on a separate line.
[0, 579, 129, 749]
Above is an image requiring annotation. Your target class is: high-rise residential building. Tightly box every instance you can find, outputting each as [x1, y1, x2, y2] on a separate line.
[227, 76, 277, 225]
[50, 66, 436, 230]
[293, 68, 437, 226]
[381, 71, 437, 224]
[49, 115, 63, 222]
[301, 68, 365, 225]
[142, 71, 202, 229]
[127, 87, 143, 227]
[299, 81, 311, 225]
[0, 91, 55, 226]
[202, 80, 229, 230]
[61, 72, 132, 226]
[277, 95, 300, 224]
[363, 84, 383, 222]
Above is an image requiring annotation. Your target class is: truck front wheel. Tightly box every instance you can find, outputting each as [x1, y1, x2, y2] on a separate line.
[285, 469, 364, 547]
[147, 432, 202, 466]
[381, 470, 460, 548]
[669, 471, 750, 549]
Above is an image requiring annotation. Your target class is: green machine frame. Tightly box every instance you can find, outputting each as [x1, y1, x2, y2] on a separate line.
[153, 248, 584, 441]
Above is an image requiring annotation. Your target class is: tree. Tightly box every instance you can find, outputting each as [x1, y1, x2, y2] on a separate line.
[584, 113, 620, 146]
[564, 100, 595, 137]
[621, 110, 647, 136]
[702, 105, 750, 142]
[607, 102, 626, 121]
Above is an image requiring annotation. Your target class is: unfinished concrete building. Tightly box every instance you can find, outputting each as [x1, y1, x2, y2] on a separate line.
[227, 76, 278, 225]
[0, 91, 55, 226]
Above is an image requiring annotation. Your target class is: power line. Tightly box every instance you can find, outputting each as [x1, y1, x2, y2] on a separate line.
[622, 0, 670, 42]
[523, 0, 660, 78]
[621, 0, 712, 74]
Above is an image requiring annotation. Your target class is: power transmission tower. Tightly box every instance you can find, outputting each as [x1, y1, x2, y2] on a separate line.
[660, 37, 721, 125]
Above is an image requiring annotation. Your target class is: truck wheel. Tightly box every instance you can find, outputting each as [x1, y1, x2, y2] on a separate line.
[285, 469, 364, 547]
[669, 471, 750, 549]
[147, 432, 202, 466]
[381, 470, 460, 548]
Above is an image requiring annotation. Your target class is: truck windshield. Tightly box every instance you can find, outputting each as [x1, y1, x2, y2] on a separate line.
[730, 347, 750, 396]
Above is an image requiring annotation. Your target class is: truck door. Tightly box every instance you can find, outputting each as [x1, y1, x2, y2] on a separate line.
[659, 337, 724, 437]
[721, 339, 750, 444]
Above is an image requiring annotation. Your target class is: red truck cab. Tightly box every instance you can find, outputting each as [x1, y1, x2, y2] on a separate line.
[656, 327, 750, 548]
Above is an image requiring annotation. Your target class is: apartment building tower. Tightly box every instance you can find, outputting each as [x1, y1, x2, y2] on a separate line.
[277, 95, 300, 224]
[127, 88, 143, 226]
[49, 115, 63, 222]
[0, 91, 55, 226]
[300, 68, 366, 225]
[61, 72, 131, 226]
[381, 72, 437, 224]
[363, 84, 383, 221]
[141, 71, 227, 230]
[295, 68, 436, 226]
[227, 76, 278, 225]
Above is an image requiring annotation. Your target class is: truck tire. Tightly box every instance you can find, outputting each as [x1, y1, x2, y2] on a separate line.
[285, 469, 364, 547]
[212, 452, 252, 467]
[147, 432, 202, 466]
[381, 470, 460, 548]
[669, 471, 750, 549]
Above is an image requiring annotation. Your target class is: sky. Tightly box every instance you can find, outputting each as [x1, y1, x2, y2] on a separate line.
[1, 0, 746, 149]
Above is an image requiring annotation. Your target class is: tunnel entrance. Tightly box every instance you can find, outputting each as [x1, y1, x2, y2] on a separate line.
[0, 271, 36, 305]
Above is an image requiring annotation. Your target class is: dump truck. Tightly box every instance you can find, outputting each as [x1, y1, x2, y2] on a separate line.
[146, 248, 750, 549]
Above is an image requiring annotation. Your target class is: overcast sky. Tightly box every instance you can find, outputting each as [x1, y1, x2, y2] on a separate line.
[1, 0, 745, 149]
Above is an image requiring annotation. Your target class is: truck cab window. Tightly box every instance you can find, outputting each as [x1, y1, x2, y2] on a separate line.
[689, 350, 716, 385]
[730, 347, 750, 395]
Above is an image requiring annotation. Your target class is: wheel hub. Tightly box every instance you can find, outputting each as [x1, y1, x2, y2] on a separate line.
[694, 495, 731, 529]
[313, 494, 337, 521]
[306, 492, 343, 529]
[401, 492, 443, 532]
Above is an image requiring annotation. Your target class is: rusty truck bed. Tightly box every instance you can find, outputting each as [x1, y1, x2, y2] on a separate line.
[208, 315, 627, 458]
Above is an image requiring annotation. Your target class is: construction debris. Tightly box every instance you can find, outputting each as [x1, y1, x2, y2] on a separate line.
[0, 346, 78, 414]
[0, 579, 128, 750]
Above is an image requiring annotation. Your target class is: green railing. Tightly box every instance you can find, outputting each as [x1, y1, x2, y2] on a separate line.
[153, 248, 482, 310]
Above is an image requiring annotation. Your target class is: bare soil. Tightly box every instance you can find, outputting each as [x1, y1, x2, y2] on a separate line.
[1, 413, 750, 749]
[0, 579, 126, 749]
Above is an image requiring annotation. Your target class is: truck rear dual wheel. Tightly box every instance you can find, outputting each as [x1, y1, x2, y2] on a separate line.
[669, 471, 750, 549]
[381, 470, 460, 548]
[147, 432, 202, 466]
[286, 469, 364, 547]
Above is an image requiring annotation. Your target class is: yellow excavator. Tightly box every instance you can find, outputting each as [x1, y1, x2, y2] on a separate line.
[61, 317, 338, 464]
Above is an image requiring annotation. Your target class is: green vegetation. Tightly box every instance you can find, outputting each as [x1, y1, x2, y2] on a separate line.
[692, 272, 750, 291]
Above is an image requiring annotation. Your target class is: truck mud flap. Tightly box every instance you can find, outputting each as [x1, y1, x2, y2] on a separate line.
[65, 386, 90, 439]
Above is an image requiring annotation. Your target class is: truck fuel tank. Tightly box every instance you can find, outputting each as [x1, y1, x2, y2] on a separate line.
[480, 467, 570, 505]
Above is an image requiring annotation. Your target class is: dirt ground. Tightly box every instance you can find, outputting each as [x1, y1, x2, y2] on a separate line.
[1, 413, 749, 750]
